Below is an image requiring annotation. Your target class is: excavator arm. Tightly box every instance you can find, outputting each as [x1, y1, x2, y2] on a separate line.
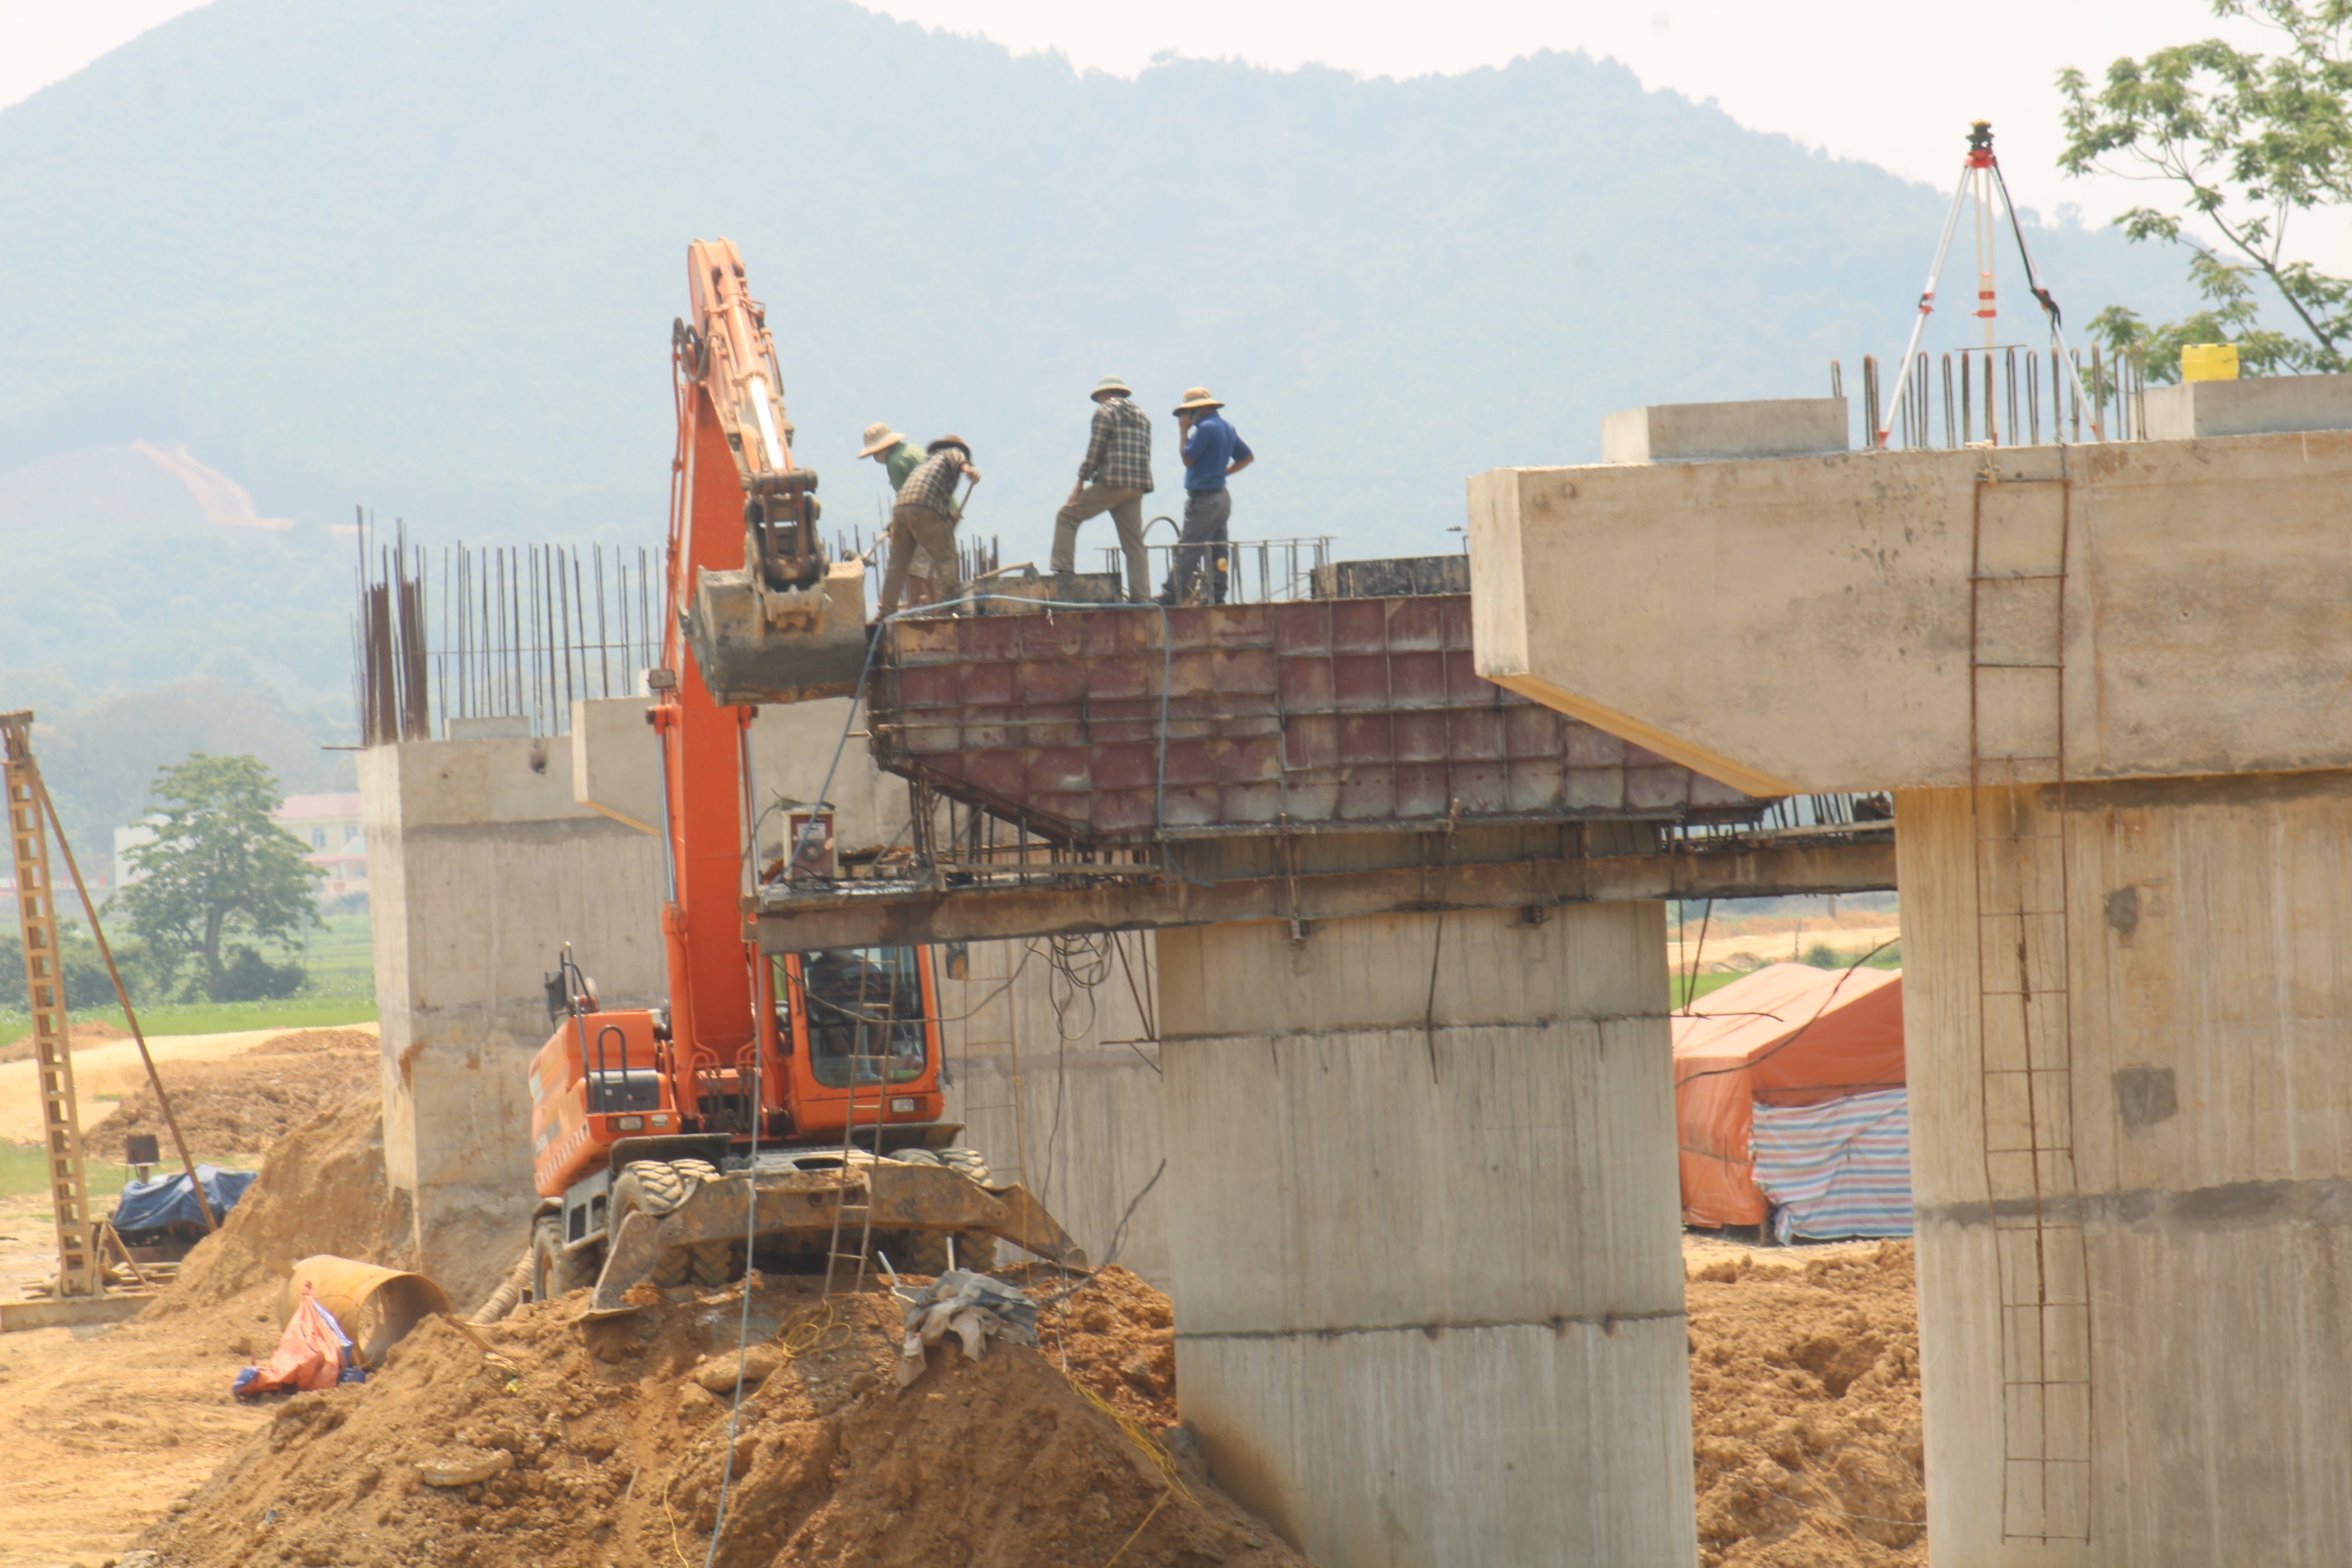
[675, 237, 871, 705]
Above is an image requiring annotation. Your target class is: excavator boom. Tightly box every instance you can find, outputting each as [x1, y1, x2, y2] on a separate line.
[674, 238, 871, 705]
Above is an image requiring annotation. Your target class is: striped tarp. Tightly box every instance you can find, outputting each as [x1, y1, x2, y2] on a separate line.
[1751, 1088, 1913, 1243]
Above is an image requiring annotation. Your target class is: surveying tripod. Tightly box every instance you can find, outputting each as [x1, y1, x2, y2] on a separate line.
[1876, 121, 2103, 449]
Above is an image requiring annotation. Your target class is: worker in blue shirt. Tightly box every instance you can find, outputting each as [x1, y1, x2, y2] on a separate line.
[1158, 387, 1254, 605]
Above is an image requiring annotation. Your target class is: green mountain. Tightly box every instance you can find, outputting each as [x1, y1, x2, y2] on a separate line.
[0, 0, 2188, 702]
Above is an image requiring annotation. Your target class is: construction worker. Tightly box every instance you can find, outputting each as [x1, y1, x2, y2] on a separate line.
[862, 421, 960, 593]
[878, 436, 978, 616]
[1160, 387, 1253, 605]
[858, 422, 957, 515]
[1052, 375, 1153, 603]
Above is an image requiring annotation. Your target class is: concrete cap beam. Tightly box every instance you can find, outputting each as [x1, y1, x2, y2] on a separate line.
[1469, 431, 2352, 793]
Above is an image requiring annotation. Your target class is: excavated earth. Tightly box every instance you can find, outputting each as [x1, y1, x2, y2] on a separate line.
[88, 1028, 378, 1161]
[0, 1018, 129, 1064]
[1685, 1241, 1926, 1567]
[140, 1276, 1304, 1568]
[1, 1084, 1930, 1566]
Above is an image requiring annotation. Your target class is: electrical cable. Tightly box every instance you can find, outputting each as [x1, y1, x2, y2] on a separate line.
[1099, 1158, 1166, 1273]
[1677, 897, 1714, 1015]
[699, 1017, 763, 1567]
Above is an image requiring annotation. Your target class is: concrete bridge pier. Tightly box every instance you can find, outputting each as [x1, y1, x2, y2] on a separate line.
[1901, 777, 2352, 1561]
[1470, 392, 2352, 1563]
[1153, 835, 1696, 1567]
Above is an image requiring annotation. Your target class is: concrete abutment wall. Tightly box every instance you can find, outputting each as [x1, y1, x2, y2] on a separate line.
[1157, 895, 1694, 1567]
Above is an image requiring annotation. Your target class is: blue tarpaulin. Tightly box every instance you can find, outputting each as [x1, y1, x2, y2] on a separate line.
[111, 1164, 257, 1233]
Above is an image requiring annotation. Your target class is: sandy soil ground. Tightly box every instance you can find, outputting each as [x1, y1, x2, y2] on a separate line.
[0, 1266, 275, 1567]
[0, 1223, 1925, 1567]
[0, 1025, 378, 1144]
[0, 1071, 1923, 1567]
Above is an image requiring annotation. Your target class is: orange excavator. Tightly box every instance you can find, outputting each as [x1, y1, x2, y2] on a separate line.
[523, 240, 1081, 1314]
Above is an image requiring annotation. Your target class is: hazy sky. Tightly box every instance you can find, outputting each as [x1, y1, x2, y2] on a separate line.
[2, 0, 2334, 265]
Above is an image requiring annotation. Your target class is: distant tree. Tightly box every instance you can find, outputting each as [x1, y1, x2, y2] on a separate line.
[115, 754, 321, 1002]
[2060, 1, 2352, 380]
[0, 922, 121, 1014]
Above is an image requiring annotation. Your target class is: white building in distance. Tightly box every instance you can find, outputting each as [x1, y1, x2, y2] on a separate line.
[114, 790, 368, 902]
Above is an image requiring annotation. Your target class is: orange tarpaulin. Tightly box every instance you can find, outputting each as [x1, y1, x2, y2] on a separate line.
[1672, 963, 1905, 1228]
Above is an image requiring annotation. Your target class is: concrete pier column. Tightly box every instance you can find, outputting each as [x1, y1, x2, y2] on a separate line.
[1155, 897, 1695, 1567]
[360, 734, 664, 1301]
[1901, 776, 2352, 1565]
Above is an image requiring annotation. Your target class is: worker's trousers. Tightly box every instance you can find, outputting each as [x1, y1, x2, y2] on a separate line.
[1051, 484, 1149, 603]
[1163, 486, 1231, 605]
[878, 503, 961, 614]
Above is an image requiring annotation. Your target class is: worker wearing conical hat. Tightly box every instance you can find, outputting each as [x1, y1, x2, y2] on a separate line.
[1051, 376, 1153, 603]
[1158, 387, 1253, 607]
[859, 422, 960, 517]
[878, 436, 978, 616]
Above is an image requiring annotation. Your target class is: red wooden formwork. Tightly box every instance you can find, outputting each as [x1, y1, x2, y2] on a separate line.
[870, 596, 1756, 843]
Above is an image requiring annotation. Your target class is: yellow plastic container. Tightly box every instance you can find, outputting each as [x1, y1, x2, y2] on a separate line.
[2181, 342, 2240, 382]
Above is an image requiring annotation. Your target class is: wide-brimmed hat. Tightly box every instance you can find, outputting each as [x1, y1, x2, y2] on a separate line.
[1091, 375, 1132, 400]
[926, 434, 972, 457]
[858, 422, 906, 458]
[1172, 387, 1224, 413]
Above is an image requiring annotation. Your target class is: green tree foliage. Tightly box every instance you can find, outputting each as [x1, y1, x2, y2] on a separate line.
[2060, 1, 2352, 380]
[0, 922, 121, 1013]
[115, 754, 321, 1002]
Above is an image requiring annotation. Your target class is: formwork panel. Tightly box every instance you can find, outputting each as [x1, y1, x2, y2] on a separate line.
[1329, 600, 1390, 653]
[870, 594, 1762, 842]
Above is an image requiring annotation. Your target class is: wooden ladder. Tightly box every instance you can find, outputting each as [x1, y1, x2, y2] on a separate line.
[3, 712, 101, 1300]
[1967, 466, 2093, 1543]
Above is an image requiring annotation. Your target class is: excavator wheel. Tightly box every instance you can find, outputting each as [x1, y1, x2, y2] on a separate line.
[891, 1230, 997, 1276]
[938, 1147, 992, 1184]
[531, 1218, 598, 1302]
[620, 1160, 692, 1213]
[894, 1231, 952, 1276]
[687, 1239, 736, 1287]
[612, 1164, 694, 1287]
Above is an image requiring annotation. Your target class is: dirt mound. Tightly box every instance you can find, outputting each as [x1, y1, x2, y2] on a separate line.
[146, 1092, 414, 1315]
[144, 1274, 1308, 1568]
[1686, 1241, 1924, 1567]
[246, 1026, 377, 1056]
[89, 1035, 375, 1160]
[1018, 1263, 1177, 1427]
[0, 1018, 129, 1064]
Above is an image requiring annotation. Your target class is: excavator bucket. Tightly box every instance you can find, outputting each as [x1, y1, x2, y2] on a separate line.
[683, 556, 871, 706]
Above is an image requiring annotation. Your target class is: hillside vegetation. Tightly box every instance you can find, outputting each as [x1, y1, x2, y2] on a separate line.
[0, 0, 2188, 704]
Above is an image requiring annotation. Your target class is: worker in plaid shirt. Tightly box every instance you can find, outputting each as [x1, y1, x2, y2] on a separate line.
[878, 436, 979, 616]
[1051, 375, 1153, 602]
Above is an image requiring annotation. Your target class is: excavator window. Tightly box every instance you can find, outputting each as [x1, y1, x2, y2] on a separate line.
[792, 947, 930, 1090]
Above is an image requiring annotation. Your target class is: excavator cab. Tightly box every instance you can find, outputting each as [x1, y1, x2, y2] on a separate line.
[773, 945, 945, 1137]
